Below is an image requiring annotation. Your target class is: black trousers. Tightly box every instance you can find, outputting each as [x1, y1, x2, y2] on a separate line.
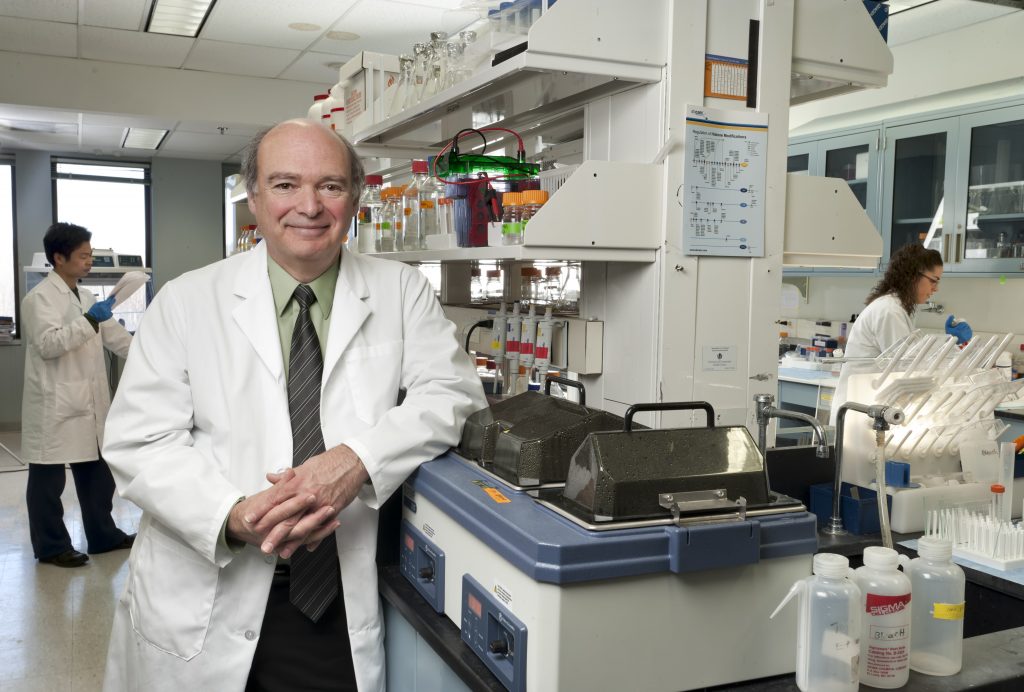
[27, 459, 128, 559]
[246, 569, 357, 692]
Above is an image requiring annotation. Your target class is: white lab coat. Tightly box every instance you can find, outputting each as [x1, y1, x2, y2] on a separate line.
[101, 244, 485, 692]
[21, 271, 132, 464]
[830, 293, 914, 426]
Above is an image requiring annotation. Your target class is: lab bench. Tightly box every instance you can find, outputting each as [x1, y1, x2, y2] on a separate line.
[378, 445, 1024, 692]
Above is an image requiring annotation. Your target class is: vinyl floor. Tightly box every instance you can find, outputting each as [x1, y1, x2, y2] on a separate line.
[0, 439, 140, 691]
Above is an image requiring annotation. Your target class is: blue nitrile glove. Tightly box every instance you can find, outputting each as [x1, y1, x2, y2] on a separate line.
[944, 315, 973, 345]
[86, 296, 116, 323]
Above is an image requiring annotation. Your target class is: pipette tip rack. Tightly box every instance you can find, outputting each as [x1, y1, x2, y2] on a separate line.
[926, 507, 1024, 571]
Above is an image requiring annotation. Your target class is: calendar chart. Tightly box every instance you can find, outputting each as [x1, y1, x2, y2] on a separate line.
[682, 105, 768, 257]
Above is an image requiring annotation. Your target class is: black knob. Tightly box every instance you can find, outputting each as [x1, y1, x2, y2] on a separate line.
[418, 565, 434, 580]
[488, 640, 509, 657]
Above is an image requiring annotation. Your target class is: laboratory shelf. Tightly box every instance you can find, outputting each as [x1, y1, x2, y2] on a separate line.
[350, 0, 667, 148]
[367, 159, 661, 264]
[366, 245, 654, 263]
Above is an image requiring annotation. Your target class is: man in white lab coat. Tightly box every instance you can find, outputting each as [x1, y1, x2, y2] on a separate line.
[102, 119, 485, 691]
[21, 222, 135, 568]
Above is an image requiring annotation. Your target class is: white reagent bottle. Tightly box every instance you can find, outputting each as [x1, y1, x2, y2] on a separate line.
[907, 536, 965, 676]
[854, 546, 912, 689]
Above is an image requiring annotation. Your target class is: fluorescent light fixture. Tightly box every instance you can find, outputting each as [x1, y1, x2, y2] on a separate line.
[122, 128, 169, 150]
[146, 0, 217, 38]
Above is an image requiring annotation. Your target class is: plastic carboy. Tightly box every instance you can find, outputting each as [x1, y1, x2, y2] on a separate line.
[770, 553, 861, 692]
[854, 546, 912, 689]
[907, 536, 965, 676]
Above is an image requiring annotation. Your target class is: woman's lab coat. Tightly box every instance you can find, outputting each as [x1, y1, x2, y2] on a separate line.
[101, 244, 486, 692]
[21, 271, 132, 464]
[830, 293, 914, 426]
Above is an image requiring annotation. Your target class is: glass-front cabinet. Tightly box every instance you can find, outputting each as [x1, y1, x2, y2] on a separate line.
[953, 105, 1024, 272]
[881, 118, 957, 265]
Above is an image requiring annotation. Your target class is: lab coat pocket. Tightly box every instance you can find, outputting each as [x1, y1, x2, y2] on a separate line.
[341, 341, 403, 424]
[127, 527, 219, 660]
[53, 379, 91, 421]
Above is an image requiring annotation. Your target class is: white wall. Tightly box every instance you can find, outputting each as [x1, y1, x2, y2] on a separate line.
[0, 151, 226, 429]
[780, 273, 1024, 352]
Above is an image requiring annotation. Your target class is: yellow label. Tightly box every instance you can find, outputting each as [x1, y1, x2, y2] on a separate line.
[933, 602, 965, 620]
[484, 487, 511, 504]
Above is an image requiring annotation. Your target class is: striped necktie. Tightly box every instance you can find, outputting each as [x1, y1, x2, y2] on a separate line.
[287, 284, 340, 622]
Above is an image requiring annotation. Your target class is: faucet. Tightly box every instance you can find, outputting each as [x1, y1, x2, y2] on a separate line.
[822, 401, 905, 536]
[753, 394, 830, 496]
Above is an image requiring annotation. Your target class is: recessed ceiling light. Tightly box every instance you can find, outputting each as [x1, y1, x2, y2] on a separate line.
[326, 30, 360, 41]
[289, 22, 321, 31]
[122, 128, 169, 150]
[146, 0, 217, 38]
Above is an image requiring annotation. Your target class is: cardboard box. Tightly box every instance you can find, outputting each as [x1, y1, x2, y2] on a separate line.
[338, 51, 400, 131]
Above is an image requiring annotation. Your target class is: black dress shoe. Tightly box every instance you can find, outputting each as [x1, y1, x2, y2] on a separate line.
[90, 533, 136, 555]
[39, 549, 89, 568]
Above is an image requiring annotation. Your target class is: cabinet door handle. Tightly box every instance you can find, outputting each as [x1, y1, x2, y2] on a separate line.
[955, 233, 963, 263]
[942, 234, 950, 263]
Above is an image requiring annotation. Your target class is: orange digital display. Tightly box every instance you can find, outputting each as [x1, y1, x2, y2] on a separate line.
[468, 593, 483, 618]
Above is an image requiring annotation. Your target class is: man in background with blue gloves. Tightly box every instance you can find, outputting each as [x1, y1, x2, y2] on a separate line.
[21, 222, 135, 568]
[945, 314, 973, 345]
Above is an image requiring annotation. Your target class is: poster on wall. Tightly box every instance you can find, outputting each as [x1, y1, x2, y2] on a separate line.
[682, 105, 768, 258]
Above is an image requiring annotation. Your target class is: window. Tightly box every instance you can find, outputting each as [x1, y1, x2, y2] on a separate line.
[0, 158, 15, 339]
[52, 160, 151, 263]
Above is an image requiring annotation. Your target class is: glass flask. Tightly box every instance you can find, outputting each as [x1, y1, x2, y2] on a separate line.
[388, 55, 415, 118]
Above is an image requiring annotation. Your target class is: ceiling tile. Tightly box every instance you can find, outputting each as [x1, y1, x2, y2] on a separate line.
[314, 0, 477, 56]
[83, 112, 178, 130]
[80, 26, 194, 68]
[201, 0, 360, 50]
[82, 0, 148, 31]
[81, 123, 131, 150]
[175, 121, 264, 137]
[0, 105, 80, 124]
[184, 40, 301, 78]
[0, 17, 77, 57]
[0, 0, 77, 23]
[160, 130, 252, 155]
[277, 51, 354, 85]
[887, 0, 1018, 46]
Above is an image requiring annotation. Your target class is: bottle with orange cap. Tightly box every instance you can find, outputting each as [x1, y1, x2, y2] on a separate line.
[501, 191, 523, 246]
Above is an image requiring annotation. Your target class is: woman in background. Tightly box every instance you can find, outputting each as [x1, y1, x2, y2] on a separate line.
[830, 244, 971, 426]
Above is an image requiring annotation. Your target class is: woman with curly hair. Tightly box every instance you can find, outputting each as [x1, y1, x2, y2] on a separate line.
[830, 244, 970, 425]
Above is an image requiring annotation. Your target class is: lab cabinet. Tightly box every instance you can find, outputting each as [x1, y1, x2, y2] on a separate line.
[794, 97, 1024, 275]
[881, 118, 957, 265]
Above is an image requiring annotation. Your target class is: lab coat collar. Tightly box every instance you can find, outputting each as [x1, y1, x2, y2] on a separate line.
[231, 243, 285, 382]
[323, 250, 370, 384]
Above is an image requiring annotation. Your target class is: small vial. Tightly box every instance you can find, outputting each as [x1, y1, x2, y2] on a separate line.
[990, 483, 1006, 519]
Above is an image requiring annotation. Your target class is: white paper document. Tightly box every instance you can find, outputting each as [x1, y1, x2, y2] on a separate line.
[109, 270, 151, 308]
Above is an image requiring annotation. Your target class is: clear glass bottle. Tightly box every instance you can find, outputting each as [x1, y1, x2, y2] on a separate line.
[389, 54, 416, 117]
[377, 187, 399, 252]
[356, 174, 383, 253]
[442, 40, 465, 91]
[403, 161, 429, 251]
[470, 267, 485, 303]
[418, 157, 446, 245]
[519, 266, 542, 304]
[501, 191, 523, 245]
[908, 537, 965, 676]
[560, 261, 581, 312]
[854, 547, 912, 689]
[484, 269, 502, 301]
[543, 265, 562, 306]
